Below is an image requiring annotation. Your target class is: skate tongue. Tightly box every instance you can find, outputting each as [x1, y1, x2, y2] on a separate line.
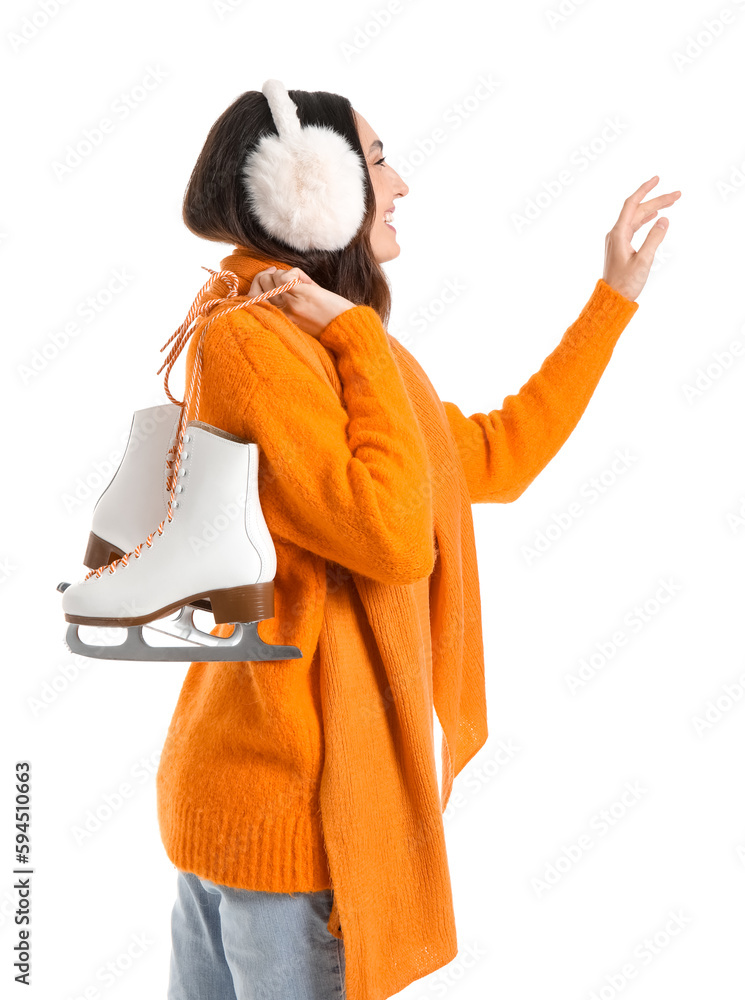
[57, 581, 71, 593]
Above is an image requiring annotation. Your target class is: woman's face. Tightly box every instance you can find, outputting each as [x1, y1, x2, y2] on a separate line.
[354, 110, 409, 264]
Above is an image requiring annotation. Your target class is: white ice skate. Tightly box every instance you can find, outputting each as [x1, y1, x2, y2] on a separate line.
[79, 402, 218, 639]
[83, 402, 182, 571]
[59, 420, 302, 662]
[56, 265, 304, 663]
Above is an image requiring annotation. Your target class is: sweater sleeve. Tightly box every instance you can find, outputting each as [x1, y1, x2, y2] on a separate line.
[214, 304, 435, 586]
[442, 278, 639, 504]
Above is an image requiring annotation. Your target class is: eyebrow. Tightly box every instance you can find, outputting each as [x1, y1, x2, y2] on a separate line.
[368, 140, 384, 155]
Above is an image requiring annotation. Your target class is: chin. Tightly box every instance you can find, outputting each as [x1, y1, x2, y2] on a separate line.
[374, 238, 401, 264]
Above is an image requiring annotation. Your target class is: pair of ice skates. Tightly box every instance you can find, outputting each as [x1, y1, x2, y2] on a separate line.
[57, 268, 304, 663]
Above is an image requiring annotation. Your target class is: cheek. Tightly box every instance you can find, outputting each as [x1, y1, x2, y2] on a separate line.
[369, 172, 384, 209]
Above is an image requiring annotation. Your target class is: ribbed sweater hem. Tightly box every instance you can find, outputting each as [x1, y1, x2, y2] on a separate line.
[157, 794, 333, 893]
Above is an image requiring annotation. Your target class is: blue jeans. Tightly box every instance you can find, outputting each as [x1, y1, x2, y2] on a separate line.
[167, 870, 346, 999]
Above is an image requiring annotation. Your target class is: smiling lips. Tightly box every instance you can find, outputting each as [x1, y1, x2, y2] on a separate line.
[383, 208, 395, 228]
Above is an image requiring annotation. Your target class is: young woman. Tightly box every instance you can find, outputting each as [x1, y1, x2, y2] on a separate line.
[157, 82, 681, 1000]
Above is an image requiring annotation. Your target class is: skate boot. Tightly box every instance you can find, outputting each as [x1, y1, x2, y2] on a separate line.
[84, 403, 181, 570]
[59, 420, 302, 662]
[81, 402, 213, 621]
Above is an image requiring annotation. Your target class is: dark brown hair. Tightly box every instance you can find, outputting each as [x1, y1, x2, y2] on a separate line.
[182, 87, 392, 326]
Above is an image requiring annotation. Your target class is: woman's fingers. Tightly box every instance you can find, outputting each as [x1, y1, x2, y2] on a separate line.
[633, 211, 670, 270]
[639, 192, 681, 215]
[249, 269, 271, 297]
[617, 176, 660, 230]
[616, 177, 681, 236]
[264, 272, 286, 308]
[248, 266, 315, 314]
[632, 192, 681, 233]
[250, 268, 285, 306]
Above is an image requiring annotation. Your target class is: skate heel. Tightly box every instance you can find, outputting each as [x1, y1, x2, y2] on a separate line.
[85, 532, 125, 570]
[208, 581, 275, 625]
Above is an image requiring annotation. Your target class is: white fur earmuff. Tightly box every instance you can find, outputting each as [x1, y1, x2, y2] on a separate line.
[241, 79, 367, 252]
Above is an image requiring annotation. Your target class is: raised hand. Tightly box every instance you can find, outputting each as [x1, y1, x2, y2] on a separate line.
[603, 175, 682, 301]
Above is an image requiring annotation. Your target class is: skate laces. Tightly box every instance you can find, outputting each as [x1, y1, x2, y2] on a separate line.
[84, 267, 301, 580]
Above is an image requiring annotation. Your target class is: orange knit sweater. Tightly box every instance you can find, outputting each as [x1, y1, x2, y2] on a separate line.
[156, 247, 639, 1000]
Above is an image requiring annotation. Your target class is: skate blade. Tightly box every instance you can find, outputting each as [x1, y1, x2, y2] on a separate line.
[64, 607, 302, 663]
[142, 606, 234, 646]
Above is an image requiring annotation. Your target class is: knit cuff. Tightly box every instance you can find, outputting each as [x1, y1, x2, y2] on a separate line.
[318, 304, 390, 359]
[565, 277, 640, 353]
[585, 277, 639, 324]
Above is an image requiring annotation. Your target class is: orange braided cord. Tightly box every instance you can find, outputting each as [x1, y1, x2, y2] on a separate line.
[84, 268, 301, 580]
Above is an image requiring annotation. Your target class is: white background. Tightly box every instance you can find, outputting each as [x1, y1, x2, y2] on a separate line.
[3, 0, 745, 997]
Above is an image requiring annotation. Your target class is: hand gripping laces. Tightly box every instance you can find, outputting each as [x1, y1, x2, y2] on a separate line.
[85, 266, 301, 580]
